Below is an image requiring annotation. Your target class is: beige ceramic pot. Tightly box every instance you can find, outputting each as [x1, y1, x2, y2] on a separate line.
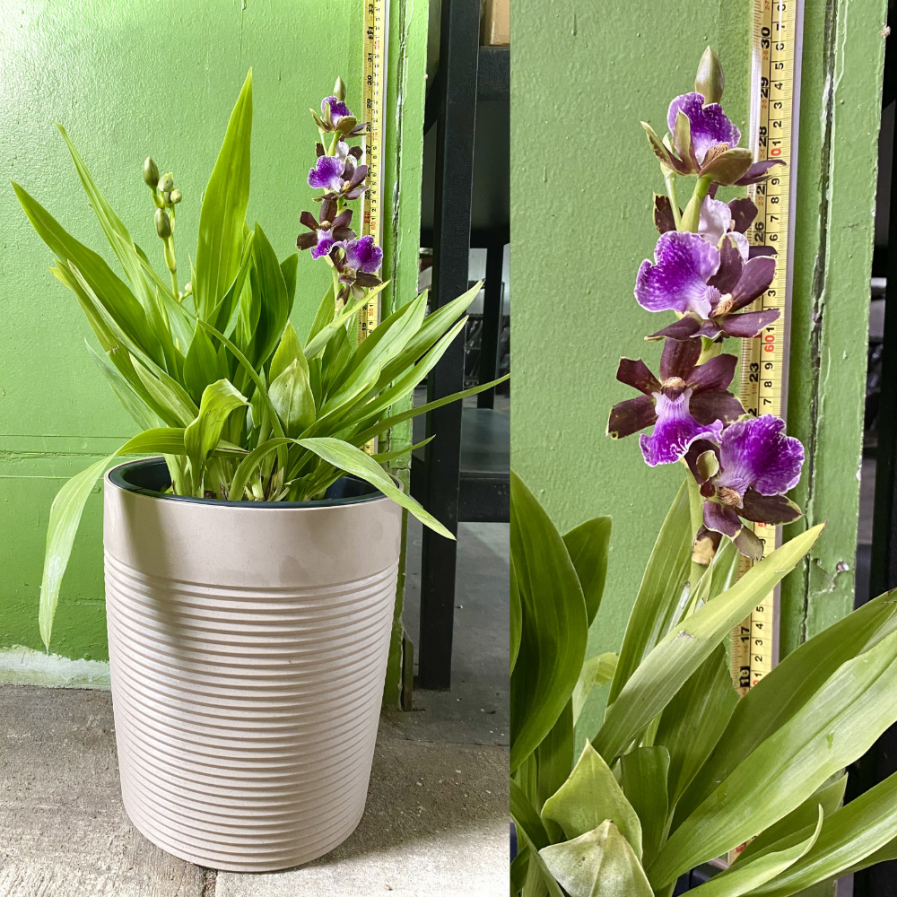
[103, 458, 402, 872]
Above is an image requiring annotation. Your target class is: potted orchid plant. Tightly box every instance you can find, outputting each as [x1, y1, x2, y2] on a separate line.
[13, 72, 504, 872]
[510, 50, 897, 896]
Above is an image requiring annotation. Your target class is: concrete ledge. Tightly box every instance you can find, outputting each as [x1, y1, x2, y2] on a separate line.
[0, 645, 110, 689]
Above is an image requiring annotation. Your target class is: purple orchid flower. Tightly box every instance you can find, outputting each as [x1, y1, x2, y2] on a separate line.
[607, 338, 743, 467]
[296, 198, 355, 260]
[668, 92, 741, 165]
[332, 235, 383, 302]
[308, 154, 369, 201]
[642, 93, 755, 185]
[687, 415, 804, 560]
[636, 232, 778, 341]
[312, 96, 366, 136]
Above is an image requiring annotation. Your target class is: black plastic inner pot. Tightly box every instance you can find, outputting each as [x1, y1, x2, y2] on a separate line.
[108, 457, 387, 507]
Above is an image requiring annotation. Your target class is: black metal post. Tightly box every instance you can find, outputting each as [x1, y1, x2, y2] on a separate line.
[477, 241, 505, 408]
[417, 0, 479, 690]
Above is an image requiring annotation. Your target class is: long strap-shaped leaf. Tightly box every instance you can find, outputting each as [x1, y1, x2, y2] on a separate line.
[194, 70, 252, 320]
[594, 524, 823, 764]
[38, 427, 230, 649]
[511, 472, 588, 774]
[684, 809, 823, 897]
[649, 625, 897, 887]
[297, 437, 454, 539]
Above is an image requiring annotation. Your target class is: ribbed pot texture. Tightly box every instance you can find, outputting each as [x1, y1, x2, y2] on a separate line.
[103, 459, 402, 872]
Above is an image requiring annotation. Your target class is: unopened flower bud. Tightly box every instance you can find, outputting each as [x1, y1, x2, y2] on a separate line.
[158, 172, 174, 193]
[695, 46, 725, 104]
[154, 208, 171, 239]
[143, 157, 159, 188]
[169, 189, 182, 204]
[333, 76, 347, 102]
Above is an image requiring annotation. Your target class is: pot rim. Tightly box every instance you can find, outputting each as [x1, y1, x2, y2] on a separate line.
[106, 456, 396, 510]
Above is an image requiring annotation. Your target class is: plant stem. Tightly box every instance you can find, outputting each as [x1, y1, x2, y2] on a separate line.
[684, 465, 708, 587]
[679, 175, 713, 233]
[664, 168, 682, 231]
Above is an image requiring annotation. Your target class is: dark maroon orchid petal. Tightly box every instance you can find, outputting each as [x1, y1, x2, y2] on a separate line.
[608, 395, 657, 439]
[733, 526, 765, 562]
[346, 185, 368, 200]
[717, 415, 805, 497]
[748, 245, 778, 259]
[296, 232, 317, 250]
[332, 226, 356, 241]
[708, 236, 744, 294]
[349, 164, 369, 189]
[687, 353, 738, 393]
[349, 146, 363, 161]
[728, 197, 759, 234]
[696, 320, 724, 339]
[720, 308, 780, 339]
[730, 256, 777, 310]
[321, 197, 338, 223]
[703, 500, 741, 537]
[654, 194, 678, 234]
[734, 159, 786, 186]
[689, 389, 744, 426]
[685, 439, 719, 483]
[300, 210, 317, 230]
[356, 272, 381, 287]
[646, 316, 702, 342]
[739, 489, 803, 525]
[616, 358, 661, 395]
[332, 210, 353, 230]
[660, 337, 701, 381]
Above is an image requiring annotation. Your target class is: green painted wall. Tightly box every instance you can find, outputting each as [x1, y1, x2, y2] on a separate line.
[511, 0, 886, 738]
[0, 0, 428, 683]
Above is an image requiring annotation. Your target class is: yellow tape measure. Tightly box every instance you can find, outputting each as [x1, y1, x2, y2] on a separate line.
[730, 0, 803, 696]
[358, 0, 389, 345]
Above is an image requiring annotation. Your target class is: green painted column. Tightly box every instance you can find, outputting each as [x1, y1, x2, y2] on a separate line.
[511, 0, 886, 739]
[0, 0, 428, 694]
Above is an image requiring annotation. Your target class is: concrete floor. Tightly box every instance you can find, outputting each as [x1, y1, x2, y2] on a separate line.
[0, 523, 510, 896]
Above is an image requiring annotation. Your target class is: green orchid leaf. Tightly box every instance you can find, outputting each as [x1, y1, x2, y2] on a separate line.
[675, 588, 897, 825]
[184, 380, 249, 486]
[654, 644, 737, 808]
[595, 524, 823, 765]
[572, 652, 617, 724]
[535, 701, 574, 837]
[740, 768, 897, 896]
[246, 223, 290, 369]
[194, 70, 253, 320]
[541, 741, 642, 857]
[563, 516, 612, 628]
[539, 820, 654, 897]
[510, 472, 588, 774]
[270, 321, 308, 384]
[608, 480, 692, 704]
[685, 808, 823, 897]
[269, 359, 316, 437]
[649, 624, 897, 888]
[280, 252, 299, 312]
[296, 437, 454, 539]
[618, 746, 669, 868]
[184, 324, 227, 404]
[511, 559, 522, 673]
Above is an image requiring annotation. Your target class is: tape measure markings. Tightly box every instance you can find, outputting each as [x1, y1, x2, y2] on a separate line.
[730, 0, 804, 695]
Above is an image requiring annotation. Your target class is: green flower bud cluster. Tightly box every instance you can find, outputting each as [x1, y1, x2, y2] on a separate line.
[143, 156, 180, 296]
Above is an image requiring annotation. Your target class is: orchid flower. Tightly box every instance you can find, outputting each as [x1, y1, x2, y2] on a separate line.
[687, 415, 804, 560]
[296, 198, 355, 260]
[607, 338, 743, 466]
[635, 232, 777, 341]
[308, 154, 369, 201]
[311, 95, 366, 137]
[332, 235, 383, 302]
